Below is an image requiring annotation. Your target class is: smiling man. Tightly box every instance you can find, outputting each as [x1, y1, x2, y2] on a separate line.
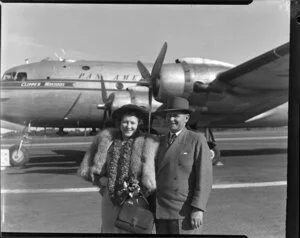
[154, 97, 213, 234]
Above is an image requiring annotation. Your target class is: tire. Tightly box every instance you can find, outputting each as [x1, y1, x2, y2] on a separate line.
[89, 130, 98, 136]
[207, 142, 221, 165]
[9, 145, 29, 167]
[57, 131, 68, 136]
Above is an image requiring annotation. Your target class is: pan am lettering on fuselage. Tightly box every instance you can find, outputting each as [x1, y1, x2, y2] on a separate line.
[113, 74, 140, 81]
[77, 72, 140, 81]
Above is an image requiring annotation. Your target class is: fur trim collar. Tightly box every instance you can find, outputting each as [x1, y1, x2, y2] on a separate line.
[78, 128, 159, 193]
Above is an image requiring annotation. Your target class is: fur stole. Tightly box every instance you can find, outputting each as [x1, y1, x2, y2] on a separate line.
[78, 128, 159, 193]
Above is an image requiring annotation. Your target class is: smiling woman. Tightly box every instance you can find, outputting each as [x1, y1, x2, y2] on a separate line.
[119, 115, 140, 139]
[78, 104, 159, 233]
[112, 104, 149, 133]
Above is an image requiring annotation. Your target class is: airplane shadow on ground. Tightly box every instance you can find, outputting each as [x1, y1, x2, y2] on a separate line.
[221, 148, 287, 157]
[20, 150, 86, 174]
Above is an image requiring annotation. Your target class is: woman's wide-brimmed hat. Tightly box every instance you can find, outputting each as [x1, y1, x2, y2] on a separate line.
[156, 97, 194, 114]
[112, 104, 149, 124]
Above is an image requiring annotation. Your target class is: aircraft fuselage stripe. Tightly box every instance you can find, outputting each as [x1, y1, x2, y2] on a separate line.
[1, 181, 287, 194]
[0, 79, 141, 92]
[0, 87, 130, 92]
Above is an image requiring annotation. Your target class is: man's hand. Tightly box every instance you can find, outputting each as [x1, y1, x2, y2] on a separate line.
[190, 207, 204, 229]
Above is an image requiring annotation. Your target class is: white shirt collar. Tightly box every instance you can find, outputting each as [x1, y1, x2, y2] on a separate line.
[170, 128, 184, 137]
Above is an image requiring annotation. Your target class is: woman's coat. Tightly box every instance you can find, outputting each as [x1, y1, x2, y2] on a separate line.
[78, 128, 159, 194]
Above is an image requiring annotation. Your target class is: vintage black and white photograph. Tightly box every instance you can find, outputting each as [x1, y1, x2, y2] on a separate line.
[1, 1, 290, 237]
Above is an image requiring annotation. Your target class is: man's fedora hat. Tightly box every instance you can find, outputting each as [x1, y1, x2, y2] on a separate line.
[112, 104, 149, 124]
[158, 97, 194, 114]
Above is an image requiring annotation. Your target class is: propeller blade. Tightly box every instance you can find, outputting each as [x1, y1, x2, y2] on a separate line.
[102, 109, 108, 129]
[100, 75, 108, 102]
[148, 87, 153, 109]
[148, 88, 153, 133]
[107, 93, 115, 106]
[98, 75, 115, 128]
[148, 111, 152, 133]
[151, 42, 167, 80]
[137, 61, 151, 80]
[106, 93, 115, 117]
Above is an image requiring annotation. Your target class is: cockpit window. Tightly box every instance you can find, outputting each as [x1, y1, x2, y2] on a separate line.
[16, 72, 27, 81]
[2, 72, 16, 81]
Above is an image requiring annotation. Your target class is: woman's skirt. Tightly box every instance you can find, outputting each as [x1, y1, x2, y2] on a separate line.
[101, 188, 129, 233]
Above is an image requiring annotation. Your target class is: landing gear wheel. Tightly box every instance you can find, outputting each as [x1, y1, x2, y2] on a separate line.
[9, 145, 29, 167]
[89, 130, 98, 136]
[57, 130, 68, 136]
[208, 142, 221, 165]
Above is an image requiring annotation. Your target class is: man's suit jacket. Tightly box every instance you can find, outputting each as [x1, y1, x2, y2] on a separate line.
[155, 127, 213, 219]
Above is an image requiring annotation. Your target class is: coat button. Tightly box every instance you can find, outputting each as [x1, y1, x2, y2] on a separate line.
[174, 188, 178, 192]
[174, 176, 177, 180]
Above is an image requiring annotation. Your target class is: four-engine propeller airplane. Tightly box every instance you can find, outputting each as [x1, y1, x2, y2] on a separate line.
[0, 42, 289, 167]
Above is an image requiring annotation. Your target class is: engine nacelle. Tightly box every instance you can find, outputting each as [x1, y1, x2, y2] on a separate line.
[154, 59, 233, 102]
[111, 86, 162, 113]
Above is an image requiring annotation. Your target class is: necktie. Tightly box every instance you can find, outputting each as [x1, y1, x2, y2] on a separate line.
[168, 133, 176, 147]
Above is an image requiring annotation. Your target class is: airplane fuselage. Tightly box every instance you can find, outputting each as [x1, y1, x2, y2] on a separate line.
[1, 60, 156, 128]
[0, 58, 288, 130]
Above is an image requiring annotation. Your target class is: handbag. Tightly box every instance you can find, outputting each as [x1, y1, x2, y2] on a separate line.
[115, 194, 154, 233]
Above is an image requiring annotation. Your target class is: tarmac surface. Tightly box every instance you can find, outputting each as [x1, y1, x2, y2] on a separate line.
[1, 129, 288, 237]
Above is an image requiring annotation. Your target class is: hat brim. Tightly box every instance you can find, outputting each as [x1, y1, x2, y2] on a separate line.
[112, 105, 149, 123]
[154, 108, 194, 115]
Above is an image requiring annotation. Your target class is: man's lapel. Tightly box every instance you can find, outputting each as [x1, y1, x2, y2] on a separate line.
[157, 128, 188, 175]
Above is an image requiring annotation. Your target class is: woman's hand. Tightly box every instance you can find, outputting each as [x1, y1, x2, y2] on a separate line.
[98, 177, 108, 196]
[92, 175, 108, 187]
[99, 177, 108, 187]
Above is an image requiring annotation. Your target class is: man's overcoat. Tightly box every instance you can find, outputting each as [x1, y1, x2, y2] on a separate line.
[155, 127, 213, 219]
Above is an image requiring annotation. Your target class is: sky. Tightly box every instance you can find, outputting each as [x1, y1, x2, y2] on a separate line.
[1, 0, 290, 75]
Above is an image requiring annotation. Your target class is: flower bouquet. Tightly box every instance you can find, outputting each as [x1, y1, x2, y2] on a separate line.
[115, 176, 141, 205]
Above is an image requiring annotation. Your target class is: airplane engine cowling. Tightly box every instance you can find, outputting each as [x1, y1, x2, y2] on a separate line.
[110, 91, 132, 111]
[111, 86, 161, 113]
[154, 64, 187, 102]
[154, 61, 232, 102]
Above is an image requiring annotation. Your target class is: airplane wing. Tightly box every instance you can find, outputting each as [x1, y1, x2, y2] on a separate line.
[189, 43, 290, 127]
[214, 43, 289, 90]
[0, 120, 25, 132]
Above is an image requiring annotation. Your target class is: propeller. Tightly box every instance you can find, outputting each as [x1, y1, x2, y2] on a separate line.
[97, 75, 115, 129]
[137, 42, 168, 132]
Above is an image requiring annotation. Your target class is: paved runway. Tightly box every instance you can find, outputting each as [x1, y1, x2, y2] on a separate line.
[1, 129, 288, 237]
